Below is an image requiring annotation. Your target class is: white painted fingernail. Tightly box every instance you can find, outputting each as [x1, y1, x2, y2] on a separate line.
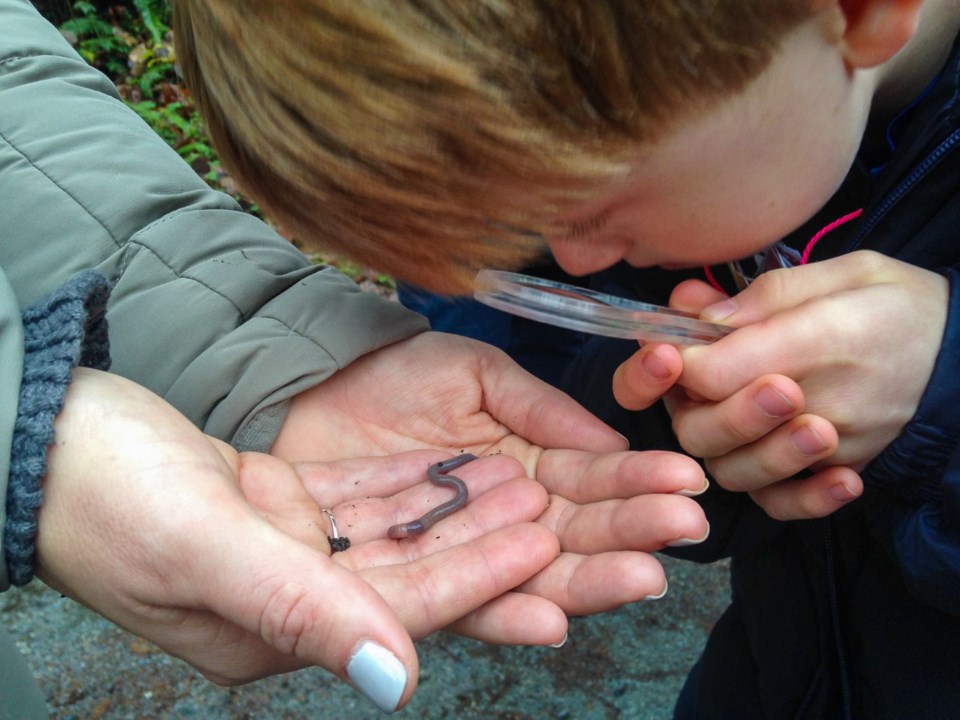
[676, 476, 710, 497]
[645, 579, 669, 601]
[547, 633, 569, 649]
[346, 641, 406, 714]
[666, 522, 711, 547]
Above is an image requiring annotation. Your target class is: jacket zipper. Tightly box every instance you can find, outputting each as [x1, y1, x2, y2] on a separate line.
[824, 521, 853, 720]
[841, 128, 960, 254]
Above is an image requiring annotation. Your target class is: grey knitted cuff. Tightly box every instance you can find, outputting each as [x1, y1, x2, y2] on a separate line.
[5, 271, 111, 586]
[231, 400, 290, 452]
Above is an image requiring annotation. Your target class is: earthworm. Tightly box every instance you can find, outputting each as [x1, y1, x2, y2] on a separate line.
[387, 453, 475, 539]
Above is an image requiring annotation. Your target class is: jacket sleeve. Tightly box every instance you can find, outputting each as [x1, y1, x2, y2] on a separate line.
[0, 268, 25, 590]
[0, 0, 429, 445]
[864, 267, 960, 615]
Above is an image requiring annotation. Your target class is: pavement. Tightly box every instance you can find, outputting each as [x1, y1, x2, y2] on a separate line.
[3, 555, 729, 719]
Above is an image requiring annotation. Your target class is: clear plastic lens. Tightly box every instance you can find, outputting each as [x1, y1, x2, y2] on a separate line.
[474, 270, 733, 345]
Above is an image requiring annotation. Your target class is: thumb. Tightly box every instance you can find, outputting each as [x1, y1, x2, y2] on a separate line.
[669, 278, 730, 314]
[697, 254, 878, 327]
[197, 521, 418, 713]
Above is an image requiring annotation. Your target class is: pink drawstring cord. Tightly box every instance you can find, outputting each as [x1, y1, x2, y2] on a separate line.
[703, 208, 864, 293]
[798, 208, 863, 265]
[703, 264, 724, 293]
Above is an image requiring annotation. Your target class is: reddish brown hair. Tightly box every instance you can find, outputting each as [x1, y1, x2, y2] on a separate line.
[173, 1, 816, 291]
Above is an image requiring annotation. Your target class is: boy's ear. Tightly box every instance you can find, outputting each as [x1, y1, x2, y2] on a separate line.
[837, 0, 924, 68]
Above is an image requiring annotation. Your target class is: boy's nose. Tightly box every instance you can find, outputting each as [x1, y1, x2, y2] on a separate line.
[544, 235, 628, 276]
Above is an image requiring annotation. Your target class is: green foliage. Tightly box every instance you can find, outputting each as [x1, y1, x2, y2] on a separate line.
[59, 2, 174, 93]
[125, 100, 212, 162]
[60, 2, 132, 76]
[57, 2, 213, 165]
[131, 0, 170, 44]
[47, 1, 395, 292]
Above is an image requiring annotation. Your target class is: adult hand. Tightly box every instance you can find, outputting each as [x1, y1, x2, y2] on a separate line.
[273, 332, 709, 620]
[613, 251, 948, 520]
[35, 369, 564, 713]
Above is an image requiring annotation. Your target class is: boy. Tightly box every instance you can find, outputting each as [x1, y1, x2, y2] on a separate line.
[172, 1, 960, 717]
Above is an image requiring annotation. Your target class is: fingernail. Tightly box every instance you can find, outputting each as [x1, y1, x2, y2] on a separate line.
[755, 386, 795, 418]
[828, 483, 859, 503]
[645, 579, 669, 601]
[346, 641, 407, 714]
[702, 298, 739, 322]
[642, 351, 672, 380]
[676, 476, 710, 497]
[666, 521, 711, 547]
[547, 633, 569, 649]
[615, 431, 631, 449]
[792, 426, 829, 456]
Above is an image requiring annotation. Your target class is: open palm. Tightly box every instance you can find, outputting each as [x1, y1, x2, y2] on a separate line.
[272, 332, 710, 617]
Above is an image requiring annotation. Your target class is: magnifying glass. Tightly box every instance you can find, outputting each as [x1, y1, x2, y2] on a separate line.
[474, 270, 733, 346]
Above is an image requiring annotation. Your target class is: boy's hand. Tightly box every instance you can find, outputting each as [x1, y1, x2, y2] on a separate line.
[273, 332, 710, 617]
[614, 251, 948, 520]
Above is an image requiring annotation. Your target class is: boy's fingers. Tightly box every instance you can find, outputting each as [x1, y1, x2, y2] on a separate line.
[669, 278, 730, 314]
[677, 316, 819, 402]
[703, 415, 840, 492]
[697, 251, 913, 327]
[748, 466, 864, 521]
[668, 375, 806, 458]
[613, 343, 684, 411]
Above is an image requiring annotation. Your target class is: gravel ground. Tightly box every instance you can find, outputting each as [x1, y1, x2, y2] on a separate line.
[3, 555, 728, 719]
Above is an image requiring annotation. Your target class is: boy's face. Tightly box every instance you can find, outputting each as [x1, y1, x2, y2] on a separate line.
[543, 18, 873, 276]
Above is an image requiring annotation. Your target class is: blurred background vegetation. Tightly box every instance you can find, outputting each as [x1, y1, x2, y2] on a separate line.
[31, 0, 395, 292]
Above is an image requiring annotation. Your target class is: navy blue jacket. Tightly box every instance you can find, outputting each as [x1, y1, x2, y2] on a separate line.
[562, 33, 960, 720]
